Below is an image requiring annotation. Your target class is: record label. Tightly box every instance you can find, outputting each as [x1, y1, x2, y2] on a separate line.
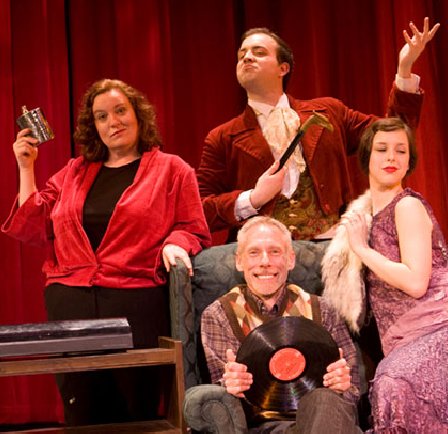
[269, 347, 306, 381]
[236, 316, 339, 412]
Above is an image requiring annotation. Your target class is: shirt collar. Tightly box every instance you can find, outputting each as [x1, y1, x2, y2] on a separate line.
[246, 285, 287, 316]
[248, 93, 290, 118]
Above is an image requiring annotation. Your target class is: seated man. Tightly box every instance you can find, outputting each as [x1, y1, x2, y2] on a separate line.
[201, 216, 361, 433]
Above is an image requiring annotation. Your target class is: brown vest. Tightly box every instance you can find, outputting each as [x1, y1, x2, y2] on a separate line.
[219, 284, 322, 344]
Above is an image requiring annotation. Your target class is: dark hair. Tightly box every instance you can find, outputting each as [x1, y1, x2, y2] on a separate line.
[73, 79, 162, 161]
[241, 28, 294, 90]
[358, 117, 417, 176]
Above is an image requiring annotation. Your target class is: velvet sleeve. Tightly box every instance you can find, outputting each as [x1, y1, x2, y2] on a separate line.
[326, 83, 423, 157]
[1, 162, 71, 247]
[386, 83, 423, 129]
[163, 164, 211, 254]
[197, 130, 244, 232]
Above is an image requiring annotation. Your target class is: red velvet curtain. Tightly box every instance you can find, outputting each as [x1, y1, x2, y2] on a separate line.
[0, 0, 446, 424]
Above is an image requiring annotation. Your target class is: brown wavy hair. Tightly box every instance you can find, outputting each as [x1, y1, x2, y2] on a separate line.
[358, 117, 417, 177]
[74, 79, 163, 161]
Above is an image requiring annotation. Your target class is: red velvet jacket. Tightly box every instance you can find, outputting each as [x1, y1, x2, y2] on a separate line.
[197, 85, 422, 234]
[2, 149, 211, 288]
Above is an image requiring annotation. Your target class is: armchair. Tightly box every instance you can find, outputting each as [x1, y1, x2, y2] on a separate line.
[168, 240, 329, 432]
[169, 240, 330, 389]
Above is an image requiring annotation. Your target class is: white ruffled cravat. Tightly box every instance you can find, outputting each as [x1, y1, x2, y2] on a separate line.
[262, 106, 305, 172]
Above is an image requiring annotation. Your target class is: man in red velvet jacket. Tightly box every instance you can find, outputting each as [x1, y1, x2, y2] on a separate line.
[197, 19, 439, 242]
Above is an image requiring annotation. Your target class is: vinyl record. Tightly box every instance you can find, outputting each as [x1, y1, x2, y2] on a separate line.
[236, 316, 339, 412]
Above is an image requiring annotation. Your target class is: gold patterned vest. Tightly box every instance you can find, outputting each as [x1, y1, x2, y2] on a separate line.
[272, 167, 339, 240]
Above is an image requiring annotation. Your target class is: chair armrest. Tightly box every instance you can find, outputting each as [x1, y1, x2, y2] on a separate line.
[169, 258, 200, 388]
[183, 385, 248, 433]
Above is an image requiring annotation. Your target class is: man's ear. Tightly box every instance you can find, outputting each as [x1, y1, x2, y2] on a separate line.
[235, 253, 244, 272]
[287, 250, 296, 271]
[279, 62, 290, 77]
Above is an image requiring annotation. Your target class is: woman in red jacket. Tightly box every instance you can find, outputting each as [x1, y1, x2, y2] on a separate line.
[3, 79, 211, 426]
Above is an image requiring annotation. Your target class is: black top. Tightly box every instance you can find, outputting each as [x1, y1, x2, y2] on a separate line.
[83, 158, 141, 251]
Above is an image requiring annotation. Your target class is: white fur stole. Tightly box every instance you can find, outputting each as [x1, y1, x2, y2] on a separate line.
[322, 190, 372, 333]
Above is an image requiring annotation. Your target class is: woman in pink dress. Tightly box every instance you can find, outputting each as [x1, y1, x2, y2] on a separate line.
[323, 117, 448, 433]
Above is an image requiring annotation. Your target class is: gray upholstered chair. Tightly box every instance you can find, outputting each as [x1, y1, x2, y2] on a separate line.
[168, 240, 330, 432]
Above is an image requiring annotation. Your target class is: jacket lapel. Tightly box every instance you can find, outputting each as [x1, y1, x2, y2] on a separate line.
[289, 96, 329, 164]
[230, 106, 274, 167]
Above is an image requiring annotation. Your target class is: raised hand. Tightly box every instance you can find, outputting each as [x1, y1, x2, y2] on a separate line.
[13, 129, 39, 170]
[398, 17, 440, 78]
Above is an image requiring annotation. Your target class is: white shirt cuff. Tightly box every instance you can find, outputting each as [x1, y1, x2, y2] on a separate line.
[235, 190, 259, 221]
[395, 73, 420, 93]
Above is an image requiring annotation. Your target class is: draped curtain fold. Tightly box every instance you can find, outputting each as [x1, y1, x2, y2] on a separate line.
[0, 0, 446, 424]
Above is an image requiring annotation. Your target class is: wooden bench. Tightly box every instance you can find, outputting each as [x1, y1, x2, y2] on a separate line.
[0, 337, 185, 433]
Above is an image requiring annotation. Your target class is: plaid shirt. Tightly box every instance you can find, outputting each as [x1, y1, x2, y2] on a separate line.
[201, 285, 360, 404]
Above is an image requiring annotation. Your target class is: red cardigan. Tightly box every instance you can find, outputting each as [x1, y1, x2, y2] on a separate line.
[2, 149, 211, 288]
[197, 85, 423, 233]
